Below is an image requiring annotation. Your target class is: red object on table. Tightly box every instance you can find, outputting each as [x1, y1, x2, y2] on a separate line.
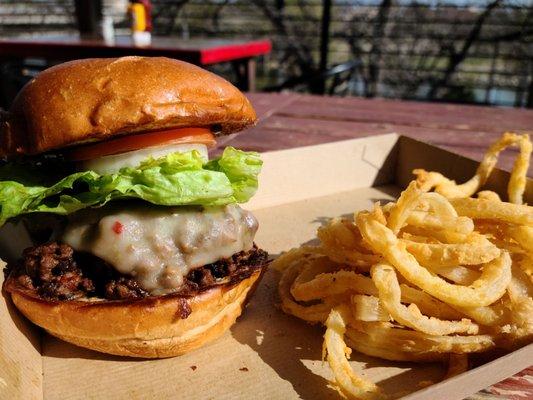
[219, 92, 533, 400]
[0, 36, 271, 91]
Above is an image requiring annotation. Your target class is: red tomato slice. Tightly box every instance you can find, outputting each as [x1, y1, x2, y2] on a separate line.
[67, 127, 216, 161]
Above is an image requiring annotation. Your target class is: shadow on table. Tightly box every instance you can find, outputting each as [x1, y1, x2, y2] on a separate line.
[230, 263, 339, 399]
[230, 231, 443, 399]
[42, 334, 148, 362]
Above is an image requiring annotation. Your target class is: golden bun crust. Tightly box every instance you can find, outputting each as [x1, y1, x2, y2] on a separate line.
[1, 56, 256, 156]
[7, 269, 262, 358]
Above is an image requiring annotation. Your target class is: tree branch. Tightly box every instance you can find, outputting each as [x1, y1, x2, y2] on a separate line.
[366, 0, 392, 97]
[428, 0, 502, 99]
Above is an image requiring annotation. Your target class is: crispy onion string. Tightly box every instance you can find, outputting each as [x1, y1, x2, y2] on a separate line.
[274, 132, 532, 399]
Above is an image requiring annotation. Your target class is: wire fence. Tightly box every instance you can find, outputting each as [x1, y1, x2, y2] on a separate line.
[0, 0, 532, 107]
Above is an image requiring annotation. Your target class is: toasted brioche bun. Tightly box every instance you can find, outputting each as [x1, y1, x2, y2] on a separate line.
[5, 269, 262, 358]
[0, 56, 256, 157]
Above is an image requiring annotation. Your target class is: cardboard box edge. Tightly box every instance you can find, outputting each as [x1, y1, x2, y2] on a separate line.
[402, 343, 533, 400]
[2, 133, 531, 400]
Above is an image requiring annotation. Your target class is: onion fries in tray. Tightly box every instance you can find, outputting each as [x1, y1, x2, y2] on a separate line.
[273, 132, 533, 399]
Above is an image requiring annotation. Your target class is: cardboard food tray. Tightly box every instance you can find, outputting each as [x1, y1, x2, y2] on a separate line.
[1, 133, 531, 400]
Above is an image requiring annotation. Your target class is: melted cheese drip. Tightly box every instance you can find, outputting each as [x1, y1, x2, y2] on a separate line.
[62, 204, 258, 295]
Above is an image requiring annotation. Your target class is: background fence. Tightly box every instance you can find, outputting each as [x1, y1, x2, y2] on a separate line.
[1, 0, 532, 107]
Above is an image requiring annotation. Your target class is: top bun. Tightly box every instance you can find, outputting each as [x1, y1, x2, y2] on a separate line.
[0, 56, 256, 156]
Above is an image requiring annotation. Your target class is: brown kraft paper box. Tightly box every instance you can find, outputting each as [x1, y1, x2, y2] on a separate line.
[1, 133, 531, 400]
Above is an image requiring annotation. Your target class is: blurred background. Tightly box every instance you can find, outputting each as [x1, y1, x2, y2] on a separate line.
[0, 0, 532, 109]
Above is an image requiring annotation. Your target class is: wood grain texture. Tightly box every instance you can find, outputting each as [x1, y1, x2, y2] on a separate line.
[223, 93, 533, 399]
[221, 93, 533, 176]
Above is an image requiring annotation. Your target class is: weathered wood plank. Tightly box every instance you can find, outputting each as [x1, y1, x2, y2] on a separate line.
[222, 123, 529, 175]
[249, 94, 533, 134]
[245, 92, 298, 119]
[293, 95, 531, 118]
[251, 115, 510, 148]
[225, 94, 533, 176]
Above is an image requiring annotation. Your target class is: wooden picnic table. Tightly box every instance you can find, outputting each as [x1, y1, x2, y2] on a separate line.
[226, 93, 533, 174]
[222, 92, 533, 400]
[0, 36, 271, 91]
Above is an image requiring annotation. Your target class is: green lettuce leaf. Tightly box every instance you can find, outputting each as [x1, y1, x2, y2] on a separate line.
[0, 147, 262, 226]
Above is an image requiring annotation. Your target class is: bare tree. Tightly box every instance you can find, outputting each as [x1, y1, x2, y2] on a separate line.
[251, 0, 319, 85]
[152, 0, 190, 36]
[366, 0, 392, 97]
[4, 0, 529, 105]
[337, 0, 531, 105]
[427, 0, 502, 99]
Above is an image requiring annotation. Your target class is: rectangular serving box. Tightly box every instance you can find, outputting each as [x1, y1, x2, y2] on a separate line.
[1, 133, 531, 399]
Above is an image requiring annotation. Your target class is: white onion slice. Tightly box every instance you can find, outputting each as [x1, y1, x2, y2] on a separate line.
[80, 143, 209, 175]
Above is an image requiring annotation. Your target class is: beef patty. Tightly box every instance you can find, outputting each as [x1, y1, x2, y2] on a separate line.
[4, 242, 268, 301]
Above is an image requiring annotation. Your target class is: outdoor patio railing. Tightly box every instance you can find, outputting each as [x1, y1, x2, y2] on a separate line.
[0, 0, 532, 107]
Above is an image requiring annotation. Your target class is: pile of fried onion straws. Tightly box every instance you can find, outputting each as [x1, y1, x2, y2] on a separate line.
[273, 132, 533, 400]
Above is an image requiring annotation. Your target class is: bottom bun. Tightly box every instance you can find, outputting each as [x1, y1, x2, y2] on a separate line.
[8, 269, 263, 358]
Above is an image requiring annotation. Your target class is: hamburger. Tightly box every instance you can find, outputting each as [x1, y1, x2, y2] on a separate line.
[0, 56, 268, 358]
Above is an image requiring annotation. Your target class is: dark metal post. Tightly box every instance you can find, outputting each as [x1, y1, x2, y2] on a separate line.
[74, 0, 103, 37]
[318, 0, 332, 94]
[485, 41, 499, 105]
[526, 67, 533, 108]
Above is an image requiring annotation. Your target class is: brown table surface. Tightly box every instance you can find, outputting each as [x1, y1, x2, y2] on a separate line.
[225, 93, 533, 175]
[0, 35, 271, 91]
[0, 36, 272, 65]
[222, 93, 533, 400]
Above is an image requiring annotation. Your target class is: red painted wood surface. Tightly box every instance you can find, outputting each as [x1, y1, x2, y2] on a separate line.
[220, 93, 533, 400]
[0, 36, 271, 65]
